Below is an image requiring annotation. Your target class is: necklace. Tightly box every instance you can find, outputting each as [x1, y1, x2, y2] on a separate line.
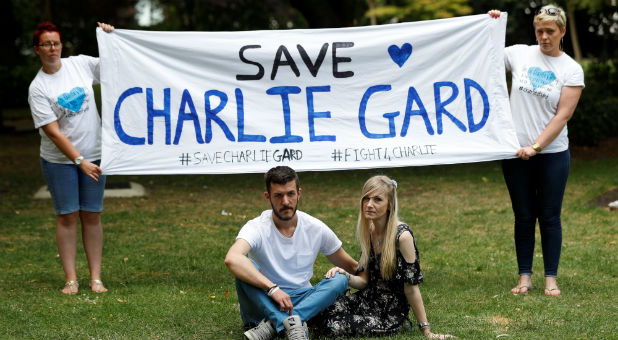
[371, 223, 384, 249]
[372, 231, 382, 247]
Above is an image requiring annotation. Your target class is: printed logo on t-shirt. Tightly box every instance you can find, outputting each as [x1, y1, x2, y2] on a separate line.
[515, 66, 559, 101]
[58, 87, 86, 112]
[528, 67, 556, 90]
[53, 87, 90, 119]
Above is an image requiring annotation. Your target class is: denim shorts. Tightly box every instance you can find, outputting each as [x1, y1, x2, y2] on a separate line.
[40, 158, 106, 215]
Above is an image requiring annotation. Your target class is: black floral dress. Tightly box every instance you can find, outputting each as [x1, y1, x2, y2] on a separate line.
[311, 224, 424, 337]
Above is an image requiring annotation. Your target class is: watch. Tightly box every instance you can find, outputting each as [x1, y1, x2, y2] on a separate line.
[74, 156, 84, 165]
[531, 142, 543, 152]
[418, 321, 430, 330]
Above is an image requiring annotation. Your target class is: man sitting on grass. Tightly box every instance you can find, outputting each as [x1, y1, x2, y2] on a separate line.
[225, 166, 357, 340]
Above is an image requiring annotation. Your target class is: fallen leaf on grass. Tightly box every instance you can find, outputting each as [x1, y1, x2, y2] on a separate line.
[123, 257, 129, 263]
[496, 334, 509, 338]
[180, 290, 186, 295]
[209, 295, 216, 299]
[117, 298, 127, 303]
[224, 288, 229, 298]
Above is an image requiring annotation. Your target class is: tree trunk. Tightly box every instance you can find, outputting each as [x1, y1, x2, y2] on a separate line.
[566, 0, 583, 61]
[367, 0, 376, 25]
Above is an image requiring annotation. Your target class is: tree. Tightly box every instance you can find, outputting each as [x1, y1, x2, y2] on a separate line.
[567, 0, 618, 60]
[566, 0, 583, 61]
[365, 0, 472, 23]
[150, 0, 308, 31]
[470, 0, 617, 60]
[288, 0, 368, 28]
[0, 0, 139, 119]
[0, 0, 40, 128]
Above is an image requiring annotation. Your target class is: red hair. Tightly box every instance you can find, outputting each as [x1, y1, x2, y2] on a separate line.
[33, 22, 61, 47]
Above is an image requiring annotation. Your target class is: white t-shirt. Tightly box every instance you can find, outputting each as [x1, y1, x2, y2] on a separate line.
[28, 55, 102, 164]
[504, 45, 584, 153]
[237, 210, 342, 290]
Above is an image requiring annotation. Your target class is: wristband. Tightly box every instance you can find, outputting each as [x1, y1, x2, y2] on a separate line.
[418, 321, 430, 330]
[267, 285, 279, 297]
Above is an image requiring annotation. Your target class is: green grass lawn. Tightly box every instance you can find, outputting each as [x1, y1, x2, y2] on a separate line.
[1, 131, 616, 339]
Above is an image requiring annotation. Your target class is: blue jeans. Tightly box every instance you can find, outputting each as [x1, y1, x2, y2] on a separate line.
[235, 270, 348, 333]
[40, 158, 106, 215]
[501, 150, 570, 277]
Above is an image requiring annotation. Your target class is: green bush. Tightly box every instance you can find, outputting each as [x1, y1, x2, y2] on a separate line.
[0, 57, 40, 114]
[569, 59, 618, 146]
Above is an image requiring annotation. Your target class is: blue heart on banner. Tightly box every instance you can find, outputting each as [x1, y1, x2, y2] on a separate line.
[388, 43, 413, 68]
[58, 87, 86, 112]
[528, 67, 556, 90]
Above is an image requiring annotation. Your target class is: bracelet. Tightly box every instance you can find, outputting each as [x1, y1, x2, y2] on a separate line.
[418, 321, 430, 330]
[344, 272, 350, 280]
[267, 285, 279, 297]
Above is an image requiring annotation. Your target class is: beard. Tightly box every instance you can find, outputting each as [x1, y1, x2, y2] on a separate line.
[271, 202, 298, 221]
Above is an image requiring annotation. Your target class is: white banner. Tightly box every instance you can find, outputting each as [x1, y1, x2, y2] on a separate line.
[97, 14, 517, 175]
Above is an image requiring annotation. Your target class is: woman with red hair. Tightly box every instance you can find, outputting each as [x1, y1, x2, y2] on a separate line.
[28, 21, 114, 295]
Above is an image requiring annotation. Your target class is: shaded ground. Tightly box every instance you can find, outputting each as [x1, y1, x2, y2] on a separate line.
[591, 187, 618, 211]
[571, 136, 618, 160]
[571, 137, 618, 210]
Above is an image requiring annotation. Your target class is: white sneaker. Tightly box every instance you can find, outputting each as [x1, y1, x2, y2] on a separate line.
[244, 319, 276, 340]
[283, 315, 309, 340]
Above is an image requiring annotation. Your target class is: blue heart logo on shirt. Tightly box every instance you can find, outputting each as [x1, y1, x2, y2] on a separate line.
[388, 43, 413, 68]
[57, 87, 86, 112]
[528, 67, 556, 90]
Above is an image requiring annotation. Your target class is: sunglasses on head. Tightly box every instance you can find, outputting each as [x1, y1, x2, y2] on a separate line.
[536, 7, 561, 16]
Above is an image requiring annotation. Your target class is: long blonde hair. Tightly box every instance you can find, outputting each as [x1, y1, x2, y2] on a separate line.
[356, 175, 400, 280]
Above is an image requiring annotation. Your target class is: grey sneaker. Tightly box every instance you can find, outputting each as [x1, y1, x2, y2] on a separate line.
[244, 319, 276, 340]
[283, 315, 309, 340]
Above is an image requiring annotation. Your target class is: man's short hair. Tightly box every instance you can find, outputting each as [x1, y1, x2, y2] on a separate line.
[265, 166, 299, 194]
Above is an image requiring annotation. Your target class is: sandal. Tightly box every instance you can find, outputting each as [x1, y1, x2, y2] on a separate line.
[62, 280, 79, 295]
[511, 284, 533, 295]
[544, 287, 561, 296]
[90, 279, 108, 293]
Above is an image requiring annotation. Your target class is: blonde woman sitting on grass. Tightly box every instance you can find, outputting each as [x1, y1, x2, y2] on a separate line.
[311, 175, 454, 339]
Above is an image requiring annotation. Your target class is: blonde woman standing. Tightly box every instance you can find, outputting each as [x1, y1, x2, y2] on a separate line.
[311, 175, 452, 339]
[490, 5, 584, 296]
